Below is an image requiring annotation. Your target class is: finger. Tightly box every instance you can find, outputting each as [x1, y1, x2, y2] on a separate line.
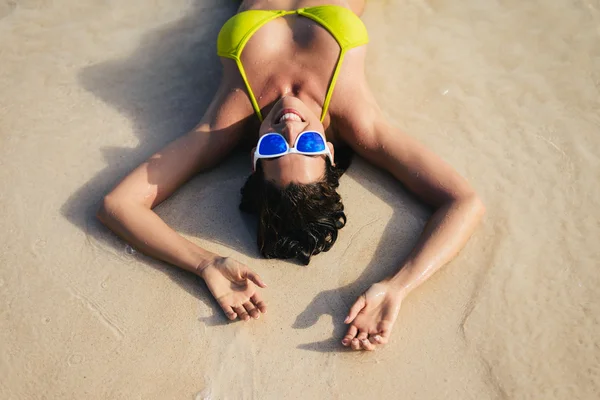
[356, 331, 374, 351]
[351, 338, 361, 350]
[232, 305, 249, 321]
[360, 338, 376, 351]
[251, 293, 267, 313]
[243, 302, 260, 319]
[373, 334, 388, 345]
[356, 331, 375, 350]
[223, 306, 237, 321]
[342, 325, 358, 346]
[244, 270, 267, 288]
[345, 295, 366, 324]
[378, 323, 392, 343]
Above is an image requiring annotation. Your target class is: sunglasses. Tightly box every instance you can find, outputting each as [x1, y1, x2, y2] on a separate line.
[253, 131, 333, 170]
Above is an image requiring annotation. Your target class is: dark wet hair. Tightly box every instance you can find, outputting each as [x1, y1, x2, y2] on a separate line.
[239, 151, 352, 265]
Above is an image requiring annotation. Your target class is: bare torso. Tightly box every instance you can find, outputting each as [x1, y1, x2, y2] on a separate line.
[220, 0, 369, 145]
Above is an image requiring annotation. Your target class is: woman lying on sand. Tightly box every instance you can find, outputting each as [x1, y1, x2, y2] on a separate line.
[97, 0, 485, 351]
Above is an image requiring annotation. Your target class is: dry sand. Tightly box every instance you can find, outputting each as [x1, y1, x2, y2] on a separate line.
[1, 0, 599, 398]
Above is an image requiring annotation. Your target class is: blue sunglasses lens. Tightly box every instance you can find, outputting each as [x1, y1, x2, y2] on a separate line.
[296, 132, 326, 152]
[258, 134, 288, 156]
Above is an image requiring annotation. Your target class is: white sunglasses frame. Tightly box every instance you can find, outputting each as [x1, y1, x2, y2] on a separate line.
[253, 131, 333, 170]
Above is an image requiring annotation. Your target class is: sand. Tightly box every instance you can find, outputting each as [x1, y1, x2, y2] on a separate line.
[1, 0, 599, 398]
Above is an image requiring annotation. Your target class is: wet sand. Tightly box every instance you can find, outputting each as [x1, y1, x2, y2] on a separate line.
[1, 0, 599, 398]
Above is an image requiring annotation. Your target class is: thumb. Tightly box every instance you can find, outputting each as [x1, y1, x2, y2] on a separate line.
[243, 269, 267, 288]
[345, 294, 366, 324]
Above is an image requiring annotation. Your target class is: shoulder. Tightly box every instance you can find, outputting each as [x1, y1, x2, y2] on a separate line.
[202, 66, 256, 133]
[326, 46, 382, 150]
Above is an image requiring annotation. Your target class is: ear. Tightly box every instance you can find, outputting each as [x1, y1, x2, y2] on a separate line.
[327, 142, 335, 166]
[250, 147, 257, 172]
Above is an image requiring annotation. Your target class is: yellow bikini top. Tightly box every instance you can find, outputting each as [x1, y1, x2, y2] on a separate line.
[217, 5, 369, 122]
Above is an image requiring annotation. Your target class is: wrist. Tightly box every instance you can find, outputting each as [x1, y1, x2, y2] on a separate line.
[195, 253, 222, 279]
[383, 264, 415, 299]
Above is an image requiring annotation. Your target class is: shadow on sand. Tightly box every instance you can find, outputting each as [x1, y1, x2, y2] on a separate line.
[62, 0, 431, 348]
[293, 159, 430, 352]
[61, 0, 241, 318]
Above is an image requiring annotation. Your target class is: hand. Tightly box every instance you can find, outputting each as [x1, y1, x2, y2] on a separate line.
[200, 256, 267, 321]
[342, 282, 402, 351]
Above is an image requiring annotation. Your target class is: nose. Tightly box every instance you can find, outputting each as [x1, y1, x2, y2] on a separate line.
[279, 120, 305, 145]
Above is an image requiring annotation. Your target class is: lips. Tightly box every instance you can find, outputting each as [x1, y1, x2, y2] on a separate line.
[276, 108, 304, 123]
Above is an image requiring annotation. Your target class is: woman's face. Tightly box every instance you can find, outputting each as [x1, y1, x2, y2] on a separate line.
[256, 96, 334, 186]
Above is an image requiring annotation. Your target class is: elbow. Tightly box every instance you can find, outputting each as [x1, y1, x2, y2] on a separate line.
[466, 193, 486, 221]
[96, 194, 124, 226]
[475, 196, 486, 218]
[449, 191, 485, 221]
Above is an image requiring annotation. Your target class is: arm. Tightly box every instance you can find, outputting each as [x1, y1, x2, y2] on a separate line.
[97, 82, 267, 321]
[353, 114, 485, 298]
[335, 91, 485, 350]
